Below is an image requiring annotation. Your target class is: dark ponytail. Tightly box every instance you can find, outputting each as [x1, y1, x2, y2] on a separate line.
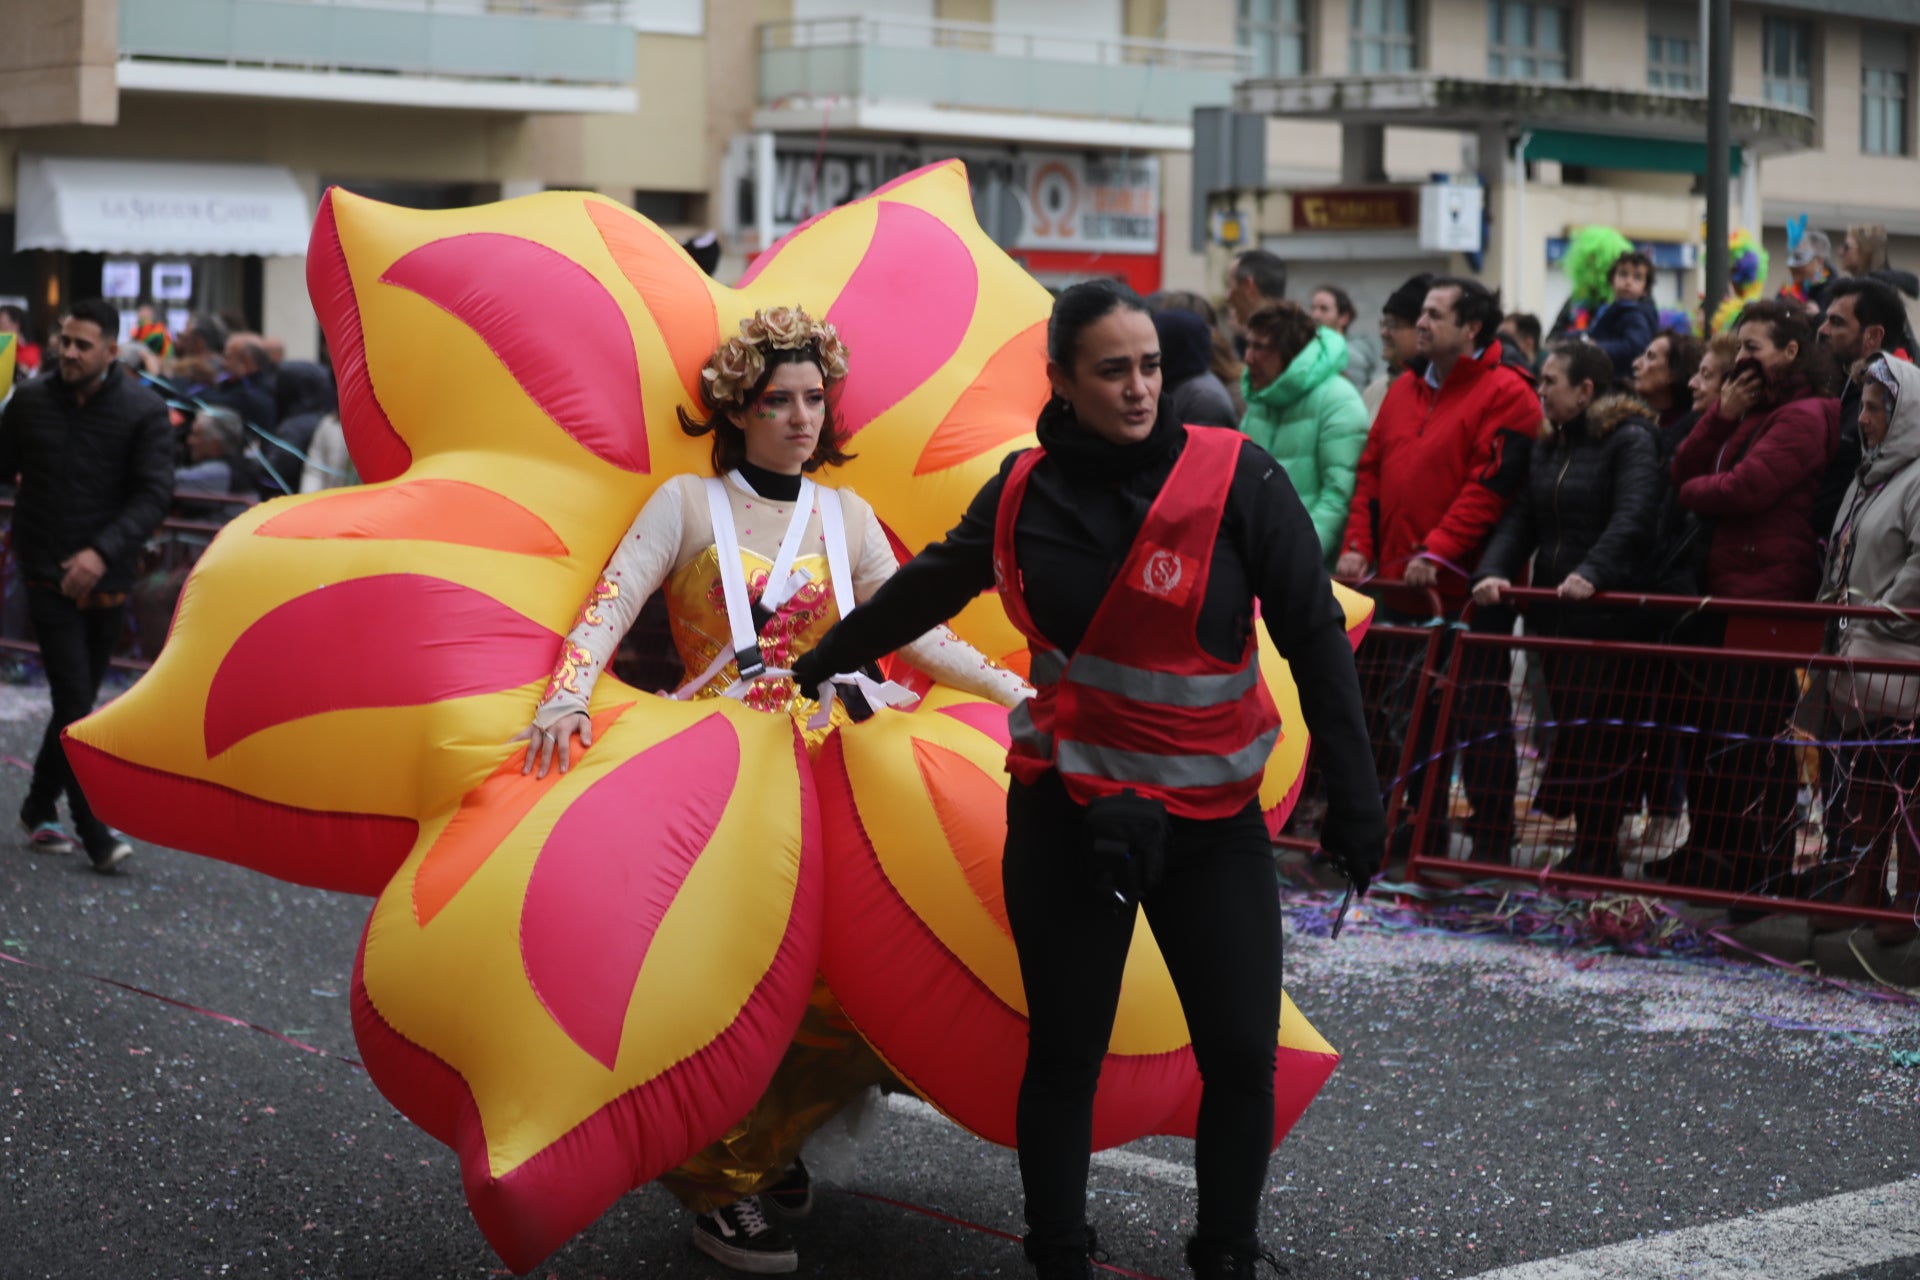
[1047, 279, 1150, 370]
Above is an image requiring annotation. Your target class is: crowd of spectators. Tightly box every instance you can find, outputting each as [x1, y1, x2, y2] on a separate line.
[1136, 230, 1920, 935]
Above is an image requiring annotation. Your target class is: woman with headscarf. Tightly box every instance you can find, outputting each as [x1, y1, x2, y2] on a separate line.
[1811, 354, 1920, 942]
[1150, 307, 1238, 430]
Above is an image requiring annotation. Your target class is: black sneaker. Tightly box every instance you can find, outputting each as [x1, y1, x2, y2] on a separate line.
[762, 1158, 812, 1222]
[84, 833, 132, 875]
[691, 1195, 797, 1274]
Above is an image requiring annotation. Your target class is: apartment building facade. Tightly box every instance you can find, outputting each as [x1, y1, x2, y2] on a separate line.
[4, 0, 1913, 355]
[0, 0, 709, 359]
[1224, 0, 1920, 327]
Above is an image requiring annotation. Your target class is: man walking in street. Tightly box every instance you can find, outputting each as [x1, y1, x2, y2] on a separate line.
[0, 299, 174, 871]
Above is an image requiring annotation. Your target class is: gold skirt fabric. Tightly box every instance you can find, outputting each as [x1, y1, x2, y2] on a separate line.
[658, 979, 898, 1213]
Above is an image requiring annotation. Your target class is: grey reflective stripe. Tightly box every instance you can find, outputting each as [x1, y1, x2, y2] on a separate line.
[1029, 649, 1068, 687]
[1055, 726, 1279, 789]
[1065, 652, 1260, 708]
[1007, 698, 1054, 759]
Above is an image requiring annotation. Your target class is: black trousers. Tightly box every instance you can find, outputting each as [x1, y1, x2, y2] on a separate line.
[1003, 771, 1282, 1251]
[24, 584, 125, 842]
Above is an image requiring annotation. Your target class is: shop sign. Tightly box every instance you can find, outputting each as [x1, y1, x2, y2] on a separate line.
[761, 142, 1159, 254]
[1290, 188, 1417, 232]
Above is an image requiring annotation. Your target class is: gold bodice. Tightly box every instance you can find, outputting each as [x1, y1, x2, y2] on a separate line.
[665, 546, 842, 720]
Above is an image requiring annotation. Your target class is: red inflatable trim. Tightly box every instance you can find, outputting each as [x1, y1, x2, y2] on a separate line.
[382, 233, 649, 474]
[351, 729, 822, 1274]
[817, 733, 1202, 1150]
[204, 574, 558, 758]
[308, 189, 411, 484]
[62, 737, 418, 896]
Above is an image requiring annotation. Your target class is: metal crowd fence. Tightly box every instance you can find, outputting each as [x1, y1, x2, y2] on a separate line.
[1275, 582, 1445, 858]
[1388, 586, 1920, 928]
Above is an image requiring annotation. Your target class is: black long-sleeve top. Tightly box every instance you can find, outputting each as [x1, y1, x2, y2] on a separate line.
[0, 364, 176, 592]
[799, 402, 1386, 856]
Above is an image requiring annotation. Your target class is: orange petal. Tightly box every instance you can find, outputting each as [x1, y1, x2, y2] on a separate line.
[412, 703, 633, 926]
[256, 479, 568, 557]
[914, 319, 1049, 474]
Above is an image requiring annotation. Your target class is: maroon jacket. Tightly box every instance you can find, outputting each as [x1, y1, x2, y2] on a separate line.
[1670, 378, 1840, 601]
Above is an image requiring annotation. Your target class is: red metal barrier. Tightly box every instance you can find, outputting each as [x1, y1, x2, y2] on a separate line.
[1401, 587, 1919, 927]
[1278, 580, 1445, 853]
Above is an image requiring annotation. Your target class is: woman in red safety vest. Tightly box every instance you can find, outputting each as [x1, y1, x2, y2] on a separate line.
[794, 280, 1385, 1280]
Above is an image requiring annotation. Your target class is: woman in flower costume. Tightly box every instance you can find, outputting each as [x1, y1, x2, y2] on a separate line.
[517, 305, 1030, 1273]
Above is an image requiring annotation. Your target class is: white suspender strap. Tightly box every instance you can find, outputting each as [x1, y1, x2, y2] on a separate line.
[760, 475, 816, 613]
[802, 488, 918, 729]
[818, 487, 855, 621]
[703, 477, 765, 678]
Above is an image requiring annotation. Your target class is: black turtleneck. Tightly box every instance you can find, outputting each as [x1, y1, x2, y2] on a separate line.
[797, 399, 1385, 848]
[735, 457, 805, 502]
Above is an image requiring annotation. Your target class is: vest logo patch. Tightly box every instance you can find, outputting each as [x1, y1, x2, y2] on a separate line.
[1134, 544, 1195, 605]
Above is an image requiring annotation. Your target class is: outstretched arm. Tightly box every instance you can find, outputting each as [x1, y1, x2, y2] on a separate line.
[522, 481, 686, 774]
[794, 465, 1009, 690]
[845, 492, 1029, 707]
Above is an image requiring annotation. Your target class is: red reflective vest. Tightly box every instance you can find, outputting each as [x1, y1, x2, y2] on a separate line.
[993, 424, 1281, 820]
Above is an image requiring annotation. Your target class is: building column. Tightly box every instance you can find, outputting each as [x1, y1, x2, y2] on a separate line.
[1339, 124, 1385, 185]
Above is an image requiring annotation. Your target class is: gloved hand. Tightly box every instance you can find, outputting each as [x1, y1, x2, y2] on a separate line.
[789, 649, 830, 692]
[1083, 789, 1169, 914]
[1320, 810, 1386, 894]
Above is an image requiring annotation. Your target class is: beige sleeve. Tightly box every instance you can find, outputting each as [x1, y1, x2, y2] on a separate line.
[843, 488, 1032, 709]
[533, 480, 688, 728]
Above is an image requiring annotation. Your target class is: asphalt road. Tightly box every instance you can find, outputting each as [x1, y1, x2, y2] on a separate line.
[2, 692, 1917, 1280]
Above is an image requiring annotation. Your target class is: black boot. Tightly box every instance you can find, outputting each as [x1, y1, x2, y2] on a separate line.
[1023, 1225, 1099, 1279]
[1186, 1233, 1286, 1278]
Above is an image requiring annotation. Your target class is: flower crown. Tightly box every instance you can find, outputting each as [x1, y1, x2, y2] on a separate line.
[700, 306, 850, 408]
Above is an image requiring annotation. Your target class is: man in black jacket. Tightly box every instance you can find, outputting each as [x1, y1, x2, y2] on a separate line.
[0, 299, 175, 871]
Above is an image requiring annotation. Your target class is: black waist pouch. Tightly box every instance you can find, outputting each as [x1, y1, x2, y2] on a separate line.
[1083, 788, 1170, 914]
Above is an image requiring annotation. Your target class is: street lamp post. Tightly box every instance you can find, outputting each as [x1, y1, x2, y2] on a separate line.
[1704, 0, 1732, 328]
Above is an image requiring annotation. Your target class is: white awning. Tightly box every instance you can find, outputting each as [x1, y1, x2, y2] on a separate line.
[15, 154, 311, 257]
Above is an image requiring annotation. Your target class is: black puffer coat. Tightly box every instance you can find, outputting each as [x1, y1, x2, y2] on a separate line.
[0, 365, 175, 593]
[1475, 391, 1663, 635]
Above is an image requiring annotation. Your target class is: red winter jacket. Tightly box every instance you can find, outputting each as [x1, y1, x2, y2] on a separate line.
[1341, 340, 1540, 598]
[1670, 381, 1840, 601]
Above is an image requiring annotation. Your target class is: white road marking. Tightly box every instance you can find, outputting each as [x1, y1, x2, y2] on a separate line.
[885, 1094, 1198, 1189]
[1461, 1177, 1920, 1280]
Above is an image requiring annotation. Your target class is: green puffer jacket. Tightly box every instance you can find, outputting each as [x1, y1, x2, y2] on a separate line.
[1239, 326, 1372, 560]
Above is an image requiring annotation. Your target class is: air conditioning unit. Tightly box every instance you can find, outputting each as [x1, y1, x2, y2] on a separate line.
[1419, 183, 1484, 253]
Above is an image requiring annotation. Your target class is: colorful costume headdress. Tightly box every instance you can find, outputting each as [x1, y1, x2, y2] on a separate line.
[1711, 229, 1770, 334]
[700, 305, 850, 409]
[1558, 225, 1635, 335]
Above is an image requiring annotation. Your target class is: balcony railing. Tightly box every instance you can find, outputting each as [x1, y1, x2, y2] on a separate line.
[119, 0, 635, 86]
[758, 16, 1250, 125]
